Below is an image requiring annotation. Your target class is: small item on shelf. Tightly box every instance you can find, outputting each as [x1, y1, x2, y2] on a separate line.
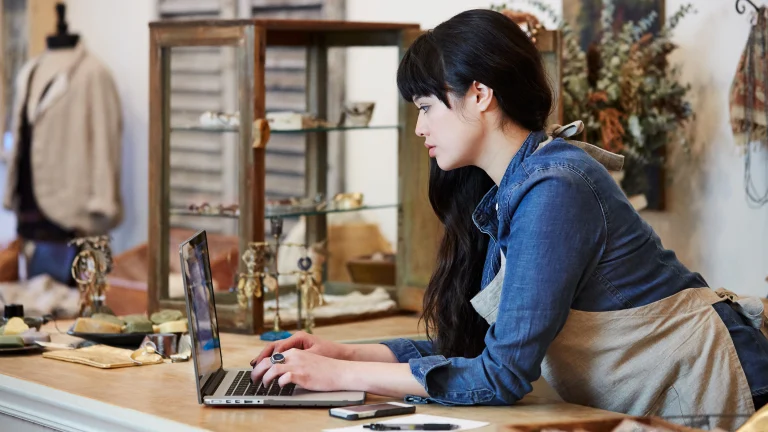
[219, 203, 239, 216]
[266, 111, 334, 130]
[186, 202, 240, 216]
[266, 194, 325, 214]
[340, 102, 375, 127]
[199, 111, 240, 128]
[333, 192, 364, 210]
[188, 202, 214, 214]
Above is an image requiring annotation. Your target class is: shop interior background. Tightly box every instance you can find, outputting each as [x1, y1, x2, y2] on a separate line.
[0, 0, 765, 297]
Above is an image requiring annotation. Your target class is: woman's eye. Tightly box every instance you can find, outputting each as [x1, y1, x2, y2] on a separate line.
[419, 105, 430, 113]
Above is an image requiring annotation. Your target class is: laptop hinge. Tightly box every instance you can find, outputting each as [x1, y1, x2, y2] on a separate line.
[202, 368, 227, 397]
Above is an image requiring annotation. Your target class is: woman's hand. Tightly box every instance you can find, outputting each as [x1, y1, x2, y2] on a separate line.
[250, 348, 430, 398]
[250, 348, 352, 392]
[249, 331, 350, 367]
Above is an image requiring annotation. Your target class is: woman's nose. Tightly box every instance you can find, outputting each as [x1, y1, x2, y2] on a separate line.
[415, 117, 428, 137]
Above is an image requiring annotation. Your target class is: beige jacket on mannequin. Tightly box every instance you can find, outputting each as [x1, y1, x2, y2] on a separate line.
[3, 42, 123, 235]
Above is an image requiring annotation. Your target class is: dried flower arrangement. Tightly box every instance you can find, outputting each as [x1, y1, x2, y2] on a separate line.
[491, 0, 696, 205]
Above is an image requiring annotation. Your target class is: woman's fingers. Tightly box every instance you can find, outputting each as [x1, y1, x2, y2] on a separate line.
[251, 342, 277, 366]
[262, 364, 286, 386]
[278, 372, 295, 387]
[250, 357, 273, 383]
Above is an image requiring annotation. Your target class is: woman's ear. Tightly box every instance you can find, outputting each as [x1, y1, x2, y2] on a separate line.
[472, 81, 494, 112]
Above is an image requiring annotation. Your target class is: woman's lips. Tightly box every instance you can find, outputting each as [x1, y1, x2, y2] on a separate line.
[425, 143, 436, 157]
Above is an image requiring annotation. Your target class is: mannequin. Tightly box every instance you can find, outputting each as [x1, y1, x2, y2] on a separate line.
[3, 2, 123, 286]
[27, 3, 79, 122]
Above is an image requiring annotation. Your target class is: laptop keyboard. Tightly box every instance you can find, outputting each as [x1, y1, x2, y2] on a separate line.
[225, 371, 296, 397]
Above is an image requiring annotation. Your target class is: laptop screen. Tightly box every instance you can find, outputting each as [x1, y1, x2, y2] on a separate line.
[179, 230, 223, 400]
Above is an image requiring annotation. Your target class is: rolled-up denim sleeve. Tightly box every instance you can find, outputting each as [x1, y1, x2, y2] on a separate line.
[380, 338, 435, 362]
[402, 168, 607, 406]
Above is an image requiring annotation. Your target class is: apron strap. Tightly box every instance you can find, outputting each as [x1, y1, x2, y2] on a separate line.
[713, 288, 768, 336]
[537, 120, 625, 172]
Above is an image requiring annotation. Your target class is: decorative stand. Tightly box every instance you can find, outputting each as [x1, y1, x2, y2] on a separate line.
[291, 249, 323, 334]
[236, 239, 290, 341]
[68, 235, 114, 317]
[235, 215, 328, 337]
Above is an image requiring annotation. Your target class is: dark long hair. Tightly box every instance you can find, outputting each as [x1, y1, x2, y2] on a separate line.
[397, 9, 553, 358]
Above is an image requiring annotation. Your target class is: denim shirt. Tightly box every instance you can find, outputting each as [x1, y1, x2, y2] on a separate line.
[381, 130, 768, 406]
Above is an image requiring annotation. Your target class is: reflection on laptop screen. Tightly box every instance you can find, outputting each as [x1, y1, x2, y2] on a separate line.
[180, 231, 222, 391]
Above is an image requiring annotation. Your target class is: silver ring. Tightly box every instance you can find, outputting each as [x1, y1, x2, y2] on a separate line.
[270, 353, 286, 364]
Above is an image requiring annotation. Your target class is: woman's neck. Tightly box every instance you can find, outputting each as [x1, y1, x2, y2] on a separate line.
[476, 125, 531, 186]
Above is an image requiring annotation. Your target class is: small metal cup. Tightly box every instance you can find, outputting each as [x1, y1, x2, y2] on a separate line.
[141, 333, 178, 358]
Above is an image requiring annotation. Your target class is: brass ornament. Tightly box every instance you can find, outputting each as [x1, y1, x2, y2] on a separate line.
[236, 242, 271, 308]
[69, 235, 113, 317]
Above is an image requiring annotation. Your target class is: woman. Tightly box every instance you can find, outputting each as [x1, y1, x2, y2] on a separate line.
[250, 9, 768, 427]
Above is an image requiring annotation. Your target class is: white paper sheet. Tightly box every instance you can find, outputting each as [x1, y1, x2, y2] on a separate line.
[323, 414, 490, 432]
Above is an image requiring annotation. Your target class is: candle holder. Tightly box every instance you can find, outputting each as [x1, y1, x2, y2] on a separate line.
[258, 217, 292, 341]
[294, 254, 323, 334]
[280, 242, 327, 334]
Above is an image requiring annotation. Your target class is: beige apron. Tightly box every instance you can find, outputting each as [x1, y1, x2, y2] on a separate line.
[469, 122, 760, 431]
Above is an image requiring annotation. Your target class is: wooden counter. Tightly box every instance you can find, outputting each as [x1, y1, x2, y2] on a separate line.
[0, 315, 625, 431]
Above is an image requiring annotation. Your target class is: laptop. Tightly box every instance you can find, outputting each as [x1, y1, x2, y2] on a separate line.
[179, 230, 367, 407]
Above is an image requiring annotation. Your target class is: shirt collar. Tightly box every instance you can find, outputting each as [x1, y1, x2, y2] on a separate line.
[471, 130, 547, 236]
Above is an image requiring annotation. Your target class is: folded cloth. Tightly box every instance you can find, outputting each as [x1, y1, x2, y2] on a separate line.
[0, 275, 80, 318]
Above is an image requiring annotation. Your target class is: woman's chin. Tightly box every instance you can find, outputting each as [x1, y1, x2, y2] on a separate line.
[435, 157, 465, 171]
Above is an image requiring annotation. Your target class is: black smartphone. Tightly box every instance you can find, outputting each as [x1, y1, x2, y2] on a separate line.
[329, 402, 416, 420]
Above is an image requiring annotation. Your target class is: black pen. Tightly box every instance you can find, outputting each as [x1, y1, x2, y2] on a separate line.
[362, 424, 458, 431]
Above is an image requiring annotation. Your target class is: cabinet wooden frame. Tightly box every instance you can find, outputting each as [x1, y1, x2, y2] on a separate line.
[148, 19, 421, 334]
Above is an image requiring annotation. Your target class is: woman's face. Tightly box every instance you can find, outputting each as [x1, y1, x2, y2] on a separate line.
[413, 93, 485, 171]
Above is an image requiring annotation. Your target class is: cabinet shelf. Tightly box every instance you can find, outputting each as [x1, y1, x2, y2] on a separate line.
[170, 203, 398, 219]
[149, 18, 429, 335]
[171, 124, 401, 134]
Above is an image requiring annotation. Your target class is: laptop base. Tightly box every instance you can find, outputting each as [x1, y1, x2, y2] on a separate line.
[205, 368, 365, 408]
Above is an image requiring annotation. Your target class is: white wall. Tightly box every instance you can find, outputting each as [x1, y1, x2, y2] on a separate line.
[66, 0, 157, 254]
[345, 0, 768, 297]
[642, 0, 768, 297]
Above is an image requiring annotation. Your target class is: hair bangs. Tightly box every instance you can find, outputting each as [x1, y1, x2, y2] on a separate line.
[396, 33, 450, 107]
